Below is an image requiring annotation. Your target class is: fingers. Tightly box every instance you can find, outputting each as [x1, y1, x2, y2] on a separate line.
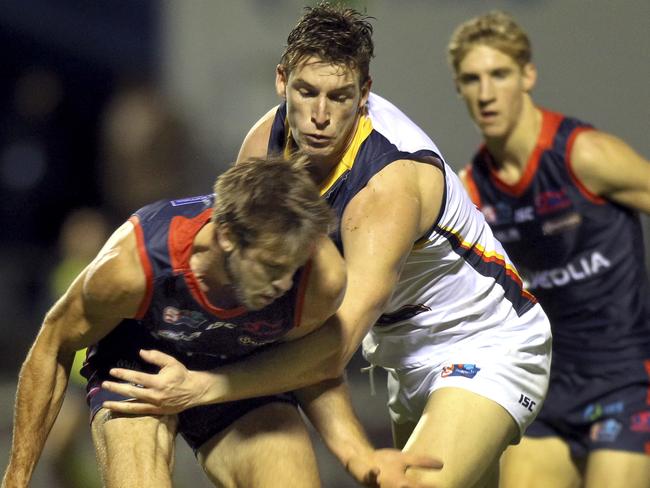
[108, 368, 157, 387]
[102, 380, 157, 403]
[139, 349, 177, 367]
[402, 453, 444, 470]
[102, 400, 164, 416]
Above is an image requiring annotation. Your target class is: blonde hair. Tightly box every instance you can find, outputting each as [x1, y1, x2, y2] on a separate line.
[213, 154, 334, 252]
[448, 11, 531, 74]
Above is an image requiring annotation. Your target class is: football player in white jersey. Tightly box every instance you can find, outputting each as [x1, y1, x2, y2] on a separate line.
[101, 4, 552, 487]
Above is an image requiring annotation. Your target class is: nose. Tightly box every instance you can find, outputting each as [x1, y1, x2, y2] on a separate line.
[478, 76, 495, 105]
[272, 273, 294, 295]
[311, 96, 330, 130]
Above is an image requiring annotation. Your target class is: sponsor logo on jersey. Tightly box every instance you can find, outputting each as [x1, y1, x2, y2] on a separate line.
[583, 401, 624, 422]
[481, 205, 497, 223]
[542, 212, 582, 235]
[441, 363, 480, 379]
[242, 319, 286, 337]
[527, 251, 611, 289]
[514, 206, 535, 223]
[162, 307, 207, 328]
[238, 335, 277, 347]
[630, 411, 650, 433]
[590, 419, 622, 442]
[535, 189, 572, 215]
[495, 228, 521, 243]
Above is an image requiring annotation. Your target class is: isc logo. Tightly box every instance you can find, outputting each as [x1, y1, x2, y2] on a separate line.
[518, 393, 536, 412]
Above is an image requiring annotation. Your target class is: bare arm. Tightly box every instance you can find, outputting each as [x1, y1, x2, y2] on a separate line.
[297, 378, 442, 487]
[101, 235, 348, 411]
[570, 129, 650, 213]
[2, 223, 143, 488]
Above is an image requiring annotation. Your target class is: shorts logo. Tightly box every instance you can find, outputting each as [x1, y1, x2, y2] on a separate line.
[441, 363, 480, 379]
[630, 411, 650, 433]
[590, 419, 622, 443]
[518, 394, 536, 412]
[583, 401, 624, 422]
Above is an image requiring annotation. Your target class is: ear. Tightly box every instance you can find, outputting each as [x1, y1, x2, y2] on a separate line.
[359, 76, 372, 109]
[215, 223, 236, 253]
[522, 63, 537, 92]
[275, 65, 288, 99]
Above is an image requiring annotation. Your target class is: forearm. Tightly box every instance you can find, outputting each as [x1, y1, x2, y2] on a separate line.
[2, 343, 73, 487]
[191, 316, 349, 405]
[296, 377, 375, 470]
[192, 295, 385, 405]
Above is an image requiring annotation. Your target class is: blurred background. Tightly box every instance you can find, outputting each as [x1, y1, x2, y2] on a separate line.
[0, 0, 648, 487]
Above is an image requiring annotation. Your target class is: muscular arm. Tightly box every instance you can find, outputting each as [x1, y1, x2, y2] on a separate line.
[2, 223, 143, 487]
[570, 129, 650, 213]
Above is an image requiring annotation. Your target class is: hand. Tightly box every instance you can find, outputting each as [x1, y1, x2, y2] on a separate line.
[347, 448, 443, 488]
[101, 349, 206, 415]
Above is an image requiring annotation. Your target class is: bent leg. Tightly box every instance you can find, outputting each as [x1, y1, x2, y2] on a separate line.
[402, 387, 518, 488]
[198, 401, 320, 488]
[91, 407, 177, 488]
[500, 436, 582, 488]
[584, 450, 650, 488]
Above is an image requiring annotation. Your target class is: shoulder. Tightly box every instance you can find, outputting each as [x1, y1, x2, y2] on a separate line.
[237, 105, 280, 162]
[82, 220, 147, 318]
[290, 236, 345, 336]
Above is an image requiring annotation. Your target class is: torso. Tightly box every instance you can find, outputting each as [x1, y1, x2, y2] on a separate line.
[88, 195, 310, 371]
[269, 92, 541, 368]
[466, 108, 650, 364]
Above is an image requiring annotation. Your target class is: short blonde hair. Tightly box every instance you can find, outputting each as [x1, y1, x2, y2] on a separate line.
[448, 11, 531, 74]
[213, 154, 334, 252]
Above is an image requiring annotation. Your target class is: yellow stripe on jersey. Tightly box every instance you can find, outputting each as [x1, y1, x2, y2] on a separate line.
[318, 115, 374, 196]
[437, 225, 525, 282]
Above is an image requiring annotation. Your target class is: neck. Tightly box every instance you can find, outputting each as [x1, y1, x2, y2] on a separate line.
[485, 96, 541, 172]
[191, 222, 228, 289]
[304, 110, 363, 185]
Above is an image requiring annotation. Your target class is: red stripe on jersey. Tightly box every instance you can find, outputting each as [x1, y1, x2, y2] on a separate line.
[486, 110, 564, 197]
[129, 215, 154, 319]
[565, 127, 606, 204]
[168, 210, 246, 319]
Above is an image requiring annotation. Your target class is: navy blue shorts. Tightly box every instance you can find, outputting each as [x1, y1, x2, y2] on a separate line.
[82, 322, 297, 452]
[526, 355, 650, 457]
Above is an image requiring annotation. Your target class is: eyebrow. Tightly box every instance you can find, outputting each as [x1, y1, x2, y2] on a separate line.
[292, 78, 357, 94]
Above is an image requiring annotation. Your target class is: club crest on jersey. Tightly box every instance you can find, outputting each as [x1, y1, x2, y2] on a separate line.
[535, 189, 572, 215]
[441, 363, 480, 379]
[630, 411, 650, 433]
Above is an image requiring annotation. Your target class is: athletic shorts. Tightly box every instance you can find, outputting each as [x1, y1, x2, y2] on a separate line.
[82, 323, 296, 452]
[383, 326, 552, 441]
[526, 355, 650, 457]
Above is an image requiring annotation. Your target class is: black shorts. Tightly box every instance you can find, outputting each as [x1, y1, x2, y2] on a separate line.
[82, 322, 297, 452]
[526, 355, 650, 457]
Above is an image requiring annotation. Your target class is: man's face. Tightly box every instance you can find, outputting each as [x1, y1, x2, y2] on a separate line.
[276, 57, 370, 168]
[455, 44, 536, 140]
[224, 235, 311, 311]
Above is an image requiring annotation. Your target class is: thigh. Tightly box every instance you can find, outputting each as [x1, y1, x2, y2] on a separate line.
[402, 387, 518, 488]
[91, 407, 178, 488]
[500, 436, 583, 488]
[197, 402, 320, 488]
[584, 450, 650, 488]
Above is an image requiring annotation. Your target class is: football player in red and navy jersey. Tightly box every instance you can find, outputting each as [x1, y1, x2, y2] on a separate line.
[451, 11, 650, 488]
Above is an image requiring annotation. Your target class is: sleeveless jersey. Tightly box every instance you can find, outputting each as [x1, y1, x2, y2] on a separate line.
[465, 109, 650, 364]
[85, 195, 310, 372]
[268, 93, 541, 368]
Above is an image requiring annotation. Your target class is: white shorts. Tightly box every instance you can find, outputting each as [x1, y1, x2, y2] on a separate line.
[383, 306, 552, 440]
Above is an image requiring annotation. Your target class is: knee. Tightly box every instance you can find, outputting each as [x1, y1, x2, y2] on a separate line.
[92, 408, 178, 464]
